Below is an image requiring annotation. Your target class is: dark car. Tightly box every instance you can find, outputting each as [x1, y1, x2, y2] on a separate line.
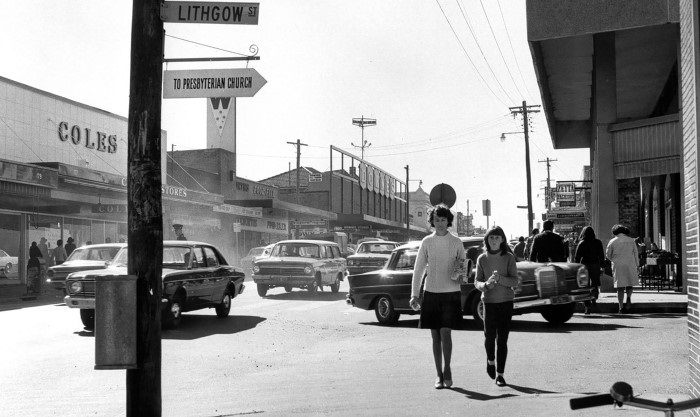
[346, 241, 593, 325]
[64, 241, 245, 330]
[46, 243, 126, 292]
[346, 240, 399, 276]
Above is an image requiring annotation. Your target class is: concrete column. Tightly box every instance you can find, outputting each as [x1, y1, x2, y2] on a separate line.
[591, 32, 619, 247]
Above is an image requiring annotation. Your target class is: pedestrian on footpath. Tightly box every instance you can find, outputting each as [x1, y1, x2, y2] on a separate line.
[574, 226, 605, 314]
[513, 236, 526, 261]
[523, 228, 539, 260]
[606, 224, 639, 313]
[409, 205, 466, 390]
[26, 241, 42, 294]
[529, 220, 568, 262]
[64, 237, 76, 257]
[474, 226, 519, 387]
[52, 239, 67, 266]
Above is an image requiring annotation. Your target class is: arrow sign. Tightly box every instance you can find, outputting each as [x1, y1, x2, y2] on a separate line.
[163, 68, 267, 99]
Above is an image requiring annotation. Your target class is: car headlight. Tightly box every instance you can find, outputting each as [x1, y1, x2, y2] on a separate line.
[304, 266, 313, 274]
[69, 281, 83, 293]
[348, 260, 356, 266]
[576, 266, 589, 288]
[253, 265, 260, 273]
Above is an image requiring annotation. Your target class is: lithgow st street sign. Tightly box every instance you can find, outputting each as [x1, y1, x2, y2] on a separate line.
[161, 2, 259, 25]
[163, 68, 267, 98]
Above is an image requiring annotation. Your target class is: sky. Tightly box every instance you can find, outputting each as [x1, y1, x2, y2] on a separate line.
[2, 1, 589, 239]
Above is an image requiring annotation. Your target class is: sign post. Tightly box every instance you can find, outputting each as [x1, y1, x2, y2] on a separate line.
[163, 68, 267, 98]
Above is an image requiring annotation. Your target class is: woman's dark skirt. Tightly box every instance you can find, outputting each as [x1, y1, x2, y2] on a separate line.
[418, 290, 462, 329]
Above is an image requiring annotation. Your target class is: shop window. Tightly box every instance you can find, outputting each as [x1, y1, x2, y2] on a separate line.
[63, 218, 91, 248]
[0, 213, 21, 283]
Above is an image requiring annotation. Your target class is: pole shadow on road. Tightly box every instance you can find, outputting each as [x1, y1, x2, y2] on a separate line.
[261, 291, 348, 302]
[508, 320, 640, 333]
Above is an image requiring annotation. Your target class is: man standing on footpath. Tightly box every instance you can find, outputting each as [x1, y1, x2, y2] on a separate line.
[528, 220, 568, 262]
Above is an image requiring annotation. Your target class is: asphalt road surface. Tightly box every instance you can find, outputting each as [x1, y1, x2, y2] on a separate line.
[0, 280, 691, 416]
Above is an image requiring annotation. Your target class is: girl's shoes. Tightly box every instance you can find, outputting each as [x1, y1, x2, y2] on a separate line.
[434, 377, 444, 389]
[495, 375, 507, 386]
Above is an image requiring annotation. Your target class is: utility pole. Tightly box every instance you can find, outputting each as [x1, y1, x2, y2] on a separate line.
[287, 139, 308, 204]
[539, 157, 557, 210]
[508, 100, 541, 232]
[126, 0, 163, 415]
[405, 165, 410, 240]
[352, 116, 376, 160]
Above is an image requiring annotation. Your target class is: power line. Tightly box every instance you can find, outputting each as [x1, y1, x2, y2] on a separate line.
[495, 0, 537, 99]
[434, 0, 511, 108]
[455, 0, 517, 103]
[478, 0, 527, 99]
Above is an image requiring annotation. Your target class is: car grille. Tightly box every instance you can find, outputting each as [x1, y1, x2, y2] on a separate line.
[536, 266, 567, 298]
[67, 281, 96, 297]
[257, 266, 307, 276]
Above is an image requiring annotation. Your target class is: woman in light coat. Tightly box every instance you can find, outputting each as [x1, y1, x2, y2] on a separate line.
[606, 224, 639, 313]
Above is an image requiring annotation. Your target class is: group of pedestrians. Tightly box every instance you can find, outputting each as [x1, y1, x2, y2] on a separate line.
[409, 204, 642, 389]
[25, 236, 77, 294]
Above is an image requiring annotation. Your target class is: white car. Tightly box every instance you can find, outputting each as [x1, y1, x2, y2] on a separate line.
[0, 249, 18, 275]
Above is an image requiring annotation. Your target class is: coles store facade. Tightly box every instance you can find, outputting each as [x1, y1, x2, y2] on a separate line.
[0, 76, 294, 291]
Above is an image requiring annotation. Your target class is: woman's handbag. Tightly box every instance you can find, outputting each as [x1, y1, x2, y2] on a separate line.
[603, 259, 613, 276]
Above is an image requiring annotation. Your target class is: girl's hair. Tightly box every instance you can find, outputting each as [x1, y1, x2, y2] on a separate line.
[483, 226, 513, 255]
[611, 224, 629, 236]
[579, 226, 596, 240]
[428, 204, 454, 227]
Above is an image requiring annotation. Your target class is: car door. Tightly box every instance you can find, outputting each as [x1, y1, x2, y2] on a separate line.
[202, 246, 227, 304]
[189, 246, 212, 306]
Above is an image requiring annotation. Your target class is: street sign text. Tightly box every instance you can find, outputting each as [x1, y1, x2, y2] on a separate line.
[161, 2, 259, 25]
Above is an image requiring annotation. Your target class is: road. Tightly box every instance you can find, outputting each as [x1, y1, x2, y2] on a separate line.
[0, 280, 691, 416]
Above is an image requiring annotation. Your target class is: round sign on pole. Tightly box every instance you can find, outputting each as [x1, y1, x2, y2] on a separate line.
[429, 183, 457, 208]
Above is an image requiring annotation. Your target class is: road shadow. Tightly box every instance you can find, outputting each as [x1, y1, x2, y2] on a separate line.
[508, 320, 639, 333]
[449, 384, 559, 400]
[163, 314, 266, 340]
[262, 290, 347, 302]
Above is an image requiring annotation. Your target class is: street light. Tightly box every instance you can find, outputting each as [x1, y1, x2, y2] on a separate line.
[501, 131, 534, 232]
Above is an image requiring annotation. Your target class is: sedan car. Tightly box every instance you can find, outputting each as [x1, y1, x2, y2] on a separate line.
[252, 239, 347, 296]
[346, 241, 592, 326]
[240, 244, 275, 275]
[0, 249, 18, 276]
[346, 240, 399, 276]
[64, 241, 245, 330]
[46, 243, 126, 291]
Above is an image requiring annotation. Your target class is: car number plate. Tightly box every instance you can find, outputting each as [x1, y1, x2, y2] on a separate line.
[550, 295, 569, 304]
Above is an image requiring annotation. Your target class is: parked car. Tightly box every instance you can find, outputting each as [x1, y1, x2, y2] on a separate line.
[252, 239, 347, 296]
[346, 241, 592, 326]
[0, 249, 18, 276]
[461, 236, 484, 279]
[240, 244, 275, 274]
[346, 240, 399, 275]
[64, 241, 245, 330]
[46, 243, 126, 291]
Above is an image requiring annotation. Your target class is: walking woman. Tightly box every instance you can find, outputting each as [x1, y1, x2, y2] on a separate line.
[606, 224, 639, 313]
[475, 226, 518, 387]
[409, 205, 466, 389]
[574, 226, 605, 314]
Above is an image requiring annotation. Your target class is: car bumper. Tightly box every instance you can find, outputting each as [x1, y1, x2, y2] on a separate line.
[253, 275, 315, 286]
[64, 296, 95, 309]
[513, 290, 593, 310]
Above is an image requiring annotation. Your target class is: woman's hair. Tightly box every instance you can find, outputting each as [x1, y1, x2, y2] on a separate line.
[531, 228, 539, 236]
[483, 226, 513, 255]
[611, 224, 630, 236]
[428, 204, 454, 227]
[579, 226, 596, 240]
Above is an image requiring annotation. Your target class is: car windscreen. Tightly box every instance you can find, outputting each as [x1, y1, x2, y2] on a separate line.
[67, 246, 121, 262]
[272, 243, 320, 258]
[389, 249, 418, 270]
[358, 243, 396, 254]
[248, 247, 264, 257]
[109, 246, 193, 269]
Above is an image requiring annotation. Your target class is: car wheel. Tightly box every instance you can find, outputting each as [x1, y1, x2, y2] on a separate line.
[80, 309, 95, 330]
[5, 263, 12, 273]
[374, 295, 400, 325]
[257, 284, 268, 297]
[470, 295, 484, 327]
[541, 303, 576, 324]
[164, 296, 184, 329]
[284, 285, 293, 293]
[215, 293, 231, 318]
[330, 275, 340, 293]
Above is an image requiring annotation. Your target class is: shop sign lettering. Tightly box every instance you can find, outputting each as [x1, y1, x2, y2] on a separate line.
[58, 121, 118, 154]
[162, 185, 187, 197]
[92, 204, 127, 214]
[266, 221, 286, 231]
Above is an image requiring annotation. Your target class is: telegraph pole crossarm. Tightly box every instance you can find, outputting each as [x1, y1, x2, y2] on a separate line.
[287, 139, 308, 204]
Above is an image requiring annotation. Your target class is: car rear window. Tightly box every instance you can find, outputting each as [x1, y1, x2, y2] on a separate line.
[68, 247, 121, 261]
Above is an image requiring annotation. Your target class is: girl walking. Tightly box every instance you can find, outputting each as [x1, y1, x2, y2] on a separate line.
[409, 205, 466, 389]
[475, 226, 518, 387]
[574, 226, 605, 314]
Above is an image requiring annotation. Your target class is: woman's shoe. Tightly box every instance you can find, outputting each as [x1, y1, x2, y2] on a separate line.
[443, 370, 452, 388]
[495, 375, 507, 387]
[443, 379, 453, 388]
[434, 377, 444, 389]
[486, 361, 496, 379]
